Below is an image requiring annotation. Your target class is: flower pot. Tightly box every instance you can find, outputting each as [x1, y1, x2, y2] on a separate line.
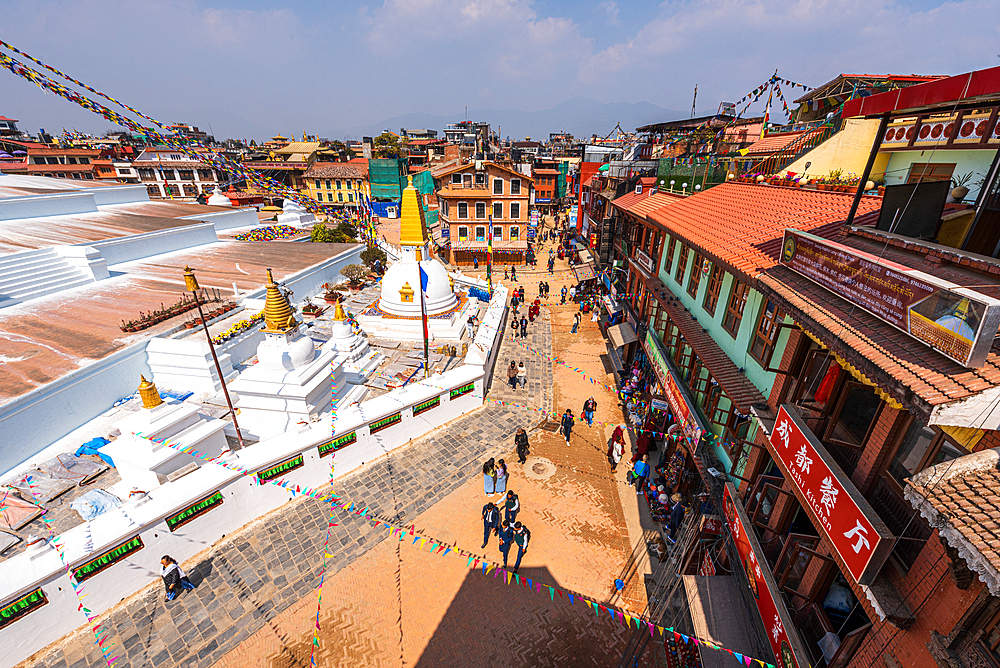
[877, 186, 885, 196]
[184, 322, 195, 329]
[952, 186, 970, 201]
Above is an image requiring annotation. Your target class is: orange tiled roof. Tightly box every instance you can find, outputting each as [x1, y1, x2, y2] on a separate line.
[741, 130, 807, 155]
[645, 182, 883, 282]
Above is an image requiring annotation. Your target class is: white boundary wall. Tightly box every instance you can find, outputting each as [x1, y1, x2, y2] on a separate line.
[0, 362, 488, 668]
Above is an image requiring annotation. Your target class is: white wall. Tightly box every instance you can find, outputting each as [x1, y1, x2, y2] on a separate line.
[91, 222, 218, 267]
[0, 342, 151, 475]
[0, 364, 485, 668]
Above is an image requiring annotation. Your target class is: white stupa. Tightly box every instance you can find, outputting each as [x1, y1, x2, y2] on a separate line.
[322, 302, 383, 383]
[101, 376, 229, 491]
[207, 186, 233, 207]
[228, 269, 347, 439]
[277, 197, 316, 226]
[358, 176, 476, 341]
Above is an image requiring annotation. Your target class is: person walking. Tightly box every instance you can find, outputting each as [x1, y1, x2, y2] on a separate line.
[548, 257, 555, 274]
[481, 501, 499, 548]
[515, 428, 530, 463]
[569, 285, 577, 302]
[632, 430, 653, 463]
[572, 311, 581, 334]
[160, 556, 195, 602]
[539, 281, 544, 297]
[483, 458, 497, 495]
[497, 520, 514, 568]
[582, 396, 597, 426]
[495, 459, 509, 495]
[519, 315, 528, 339]
[504, 490, 520, 524]
[667, 493, 688, 545]
[608, 431, 624, 473]
[630, 455, 650, 495]
[473, 256, 479, 269]
[507, 361, 518, 390]
[517, 362, 527, 389]
[560, 286, 567, 304]
[518, 286, 525, 302]
[511, 265, 517, 282]
[512, 522, 531, 573]
[560, 408, 574, 446]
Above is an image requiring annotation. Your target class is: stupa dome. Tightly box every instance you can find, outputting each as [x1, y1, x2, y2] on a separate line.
[207, 187, 232, 206]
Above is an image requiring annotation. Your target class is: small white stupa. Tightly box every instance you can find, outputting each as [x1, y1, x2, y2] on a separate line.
[358, 176, 476, 341]
[207, 186, 233, 207]
[277, 197, 316, 226]
[322, 302, 382, 383]
[101, 376, 229, 491]
[228, 269, 346, 439]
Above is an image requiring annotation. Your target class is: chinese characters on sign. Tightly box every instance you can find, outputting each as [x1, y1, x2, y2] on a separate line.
[723, 483, 805, 668]
[780, 229, 1000, 367]
[767, 406, 895, 584]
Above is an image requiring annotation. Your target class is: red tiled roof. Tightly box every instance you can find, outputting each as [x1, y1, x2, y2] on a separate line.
[906, 450, 1000, 596]
[757, 229, 1000, 409]
[655, 293, 767, 413]
[741, 131, 806, 155]
[645, 182, 883, 282]
[533, 168, 560, 175]
[303, 162, 368, 178]
[0, 116, 18, 122]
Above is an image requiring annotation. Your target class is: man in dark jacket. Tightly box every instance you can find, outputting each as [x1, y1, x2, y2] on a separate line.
[668, 493, 688, 545]
[515, 428, 530, 464]
[582, 397, 597, 426]
[482, 502, 499, 548]
[519, 315, 528, 339]
[497, 520, 514, 567]
[504, 490, 520, 524]
[512, 522, 531, 573]
[561, 285, 567, 303]
[560, 409, 574, 446]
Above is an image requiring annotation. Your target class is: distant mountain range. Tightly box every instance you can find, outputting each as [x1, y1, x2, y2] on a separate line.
[339, 97, 685, 142]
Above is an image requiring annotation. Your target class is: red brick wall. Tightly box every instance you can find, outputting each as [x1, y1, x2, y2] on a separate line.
[851, 405, 909, 494]
[849, 532, 983, 667]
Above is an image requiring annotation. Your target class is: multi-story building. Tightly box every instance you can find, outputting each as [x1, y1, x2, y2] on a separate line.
[434, 161, 533, 266]
[531, 159, 561, 212]
[0, 116, 25, 138]
[132, 146, 224, 199]
[618, 67, 1000, 668]
[241, 141, 321, 193]
[0, 140, 100, 180]
[302, 161, 370, 211]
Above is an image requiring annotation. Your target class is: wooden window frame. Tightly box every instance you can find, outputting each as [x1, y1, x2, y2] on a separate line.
[703, 265, 724, 316]
[722, 281, 749, 338]
[674, 243, 689, 284]
[663, 239, 677, 275]
[748, 298, 784, 368]
[822, 381, 883, 450]
[510, 202, 521, 220]
[687, 252, 704, 298]
[457, 202, 468, 219]
[492, 202, 502, 220]
[906, 162, 956, 184]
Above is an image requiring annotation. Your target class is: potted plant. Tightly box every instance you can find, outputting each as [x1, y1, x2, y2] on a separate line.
[950, 172, 976, 202]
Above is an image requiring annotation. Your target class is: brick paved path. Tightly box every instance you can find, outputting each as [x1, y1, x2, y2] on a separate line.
[19, 308, 555, 668]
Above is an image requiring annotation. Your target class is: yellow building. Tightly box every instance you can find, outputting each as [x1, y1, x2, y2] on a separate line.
[302, 160, 370, 210]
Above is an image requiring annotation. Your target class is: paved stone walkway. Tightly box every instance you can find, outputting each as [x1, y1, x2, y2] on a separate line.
[19, 305, 553, 668]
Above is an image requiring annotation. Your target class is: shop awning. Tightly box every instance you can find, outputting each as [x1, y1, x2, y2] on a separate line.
[608, 323, 638, 349]
[579, 249, 594, 264]
[602, 295, 622, 314]
[574, 263, 597, 282]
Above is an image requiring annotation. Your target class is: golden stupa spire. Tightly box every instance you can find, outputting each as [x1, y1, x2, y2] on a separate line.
[398, 175, 429, 248]
[333, 302, 347, 321]
[261, 268, 298, 334]
[138, 375, 163, 409]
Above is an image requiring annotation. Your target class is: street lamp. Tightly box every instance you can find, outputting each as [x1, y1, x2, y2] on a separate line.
[183, 266, 245, 449]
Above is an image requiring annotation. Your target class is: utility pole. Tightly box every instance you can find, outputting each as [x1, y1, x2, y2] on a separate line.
[691, 85, 698, 118]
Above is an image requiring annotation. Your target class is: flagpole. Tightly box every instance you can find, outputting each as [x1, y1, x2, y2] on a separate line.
[418, 261, 430, 379]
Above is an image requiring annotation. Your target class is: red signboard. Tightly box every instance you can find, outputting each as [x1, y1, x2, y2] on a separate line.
[768, 406, 895, 585]
[700, 515, 722, 536]
[644, 334, 705, 447]
[723, 483, 807, 668]
[780, 229, 1000, 367]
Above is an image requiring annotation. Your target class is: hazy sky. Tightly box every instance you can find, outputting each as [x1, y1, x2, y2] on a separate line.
[2, 0, 998, 140]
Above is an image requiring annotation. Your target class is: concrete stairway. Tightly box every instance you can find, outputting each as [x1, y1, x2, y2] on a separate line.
[0, 248, 95, 308]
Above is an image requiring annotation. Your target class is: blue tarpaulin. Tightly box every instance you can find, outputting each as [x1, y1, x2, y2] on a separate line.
[75, 437, 115, 466]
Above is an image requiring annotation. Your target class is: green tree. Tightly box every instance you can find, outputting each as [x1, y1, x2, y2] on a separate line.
[373, 132, 401, 158]
[360, 244, 387, 268]
[328, 140, 356, 160]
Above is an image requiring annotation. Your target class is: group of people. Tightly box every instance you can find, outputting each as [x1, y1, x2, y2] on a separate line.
[506, 360, 527, 389]
[537, 281, 551, 298]
[482, 493, 531, 571]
